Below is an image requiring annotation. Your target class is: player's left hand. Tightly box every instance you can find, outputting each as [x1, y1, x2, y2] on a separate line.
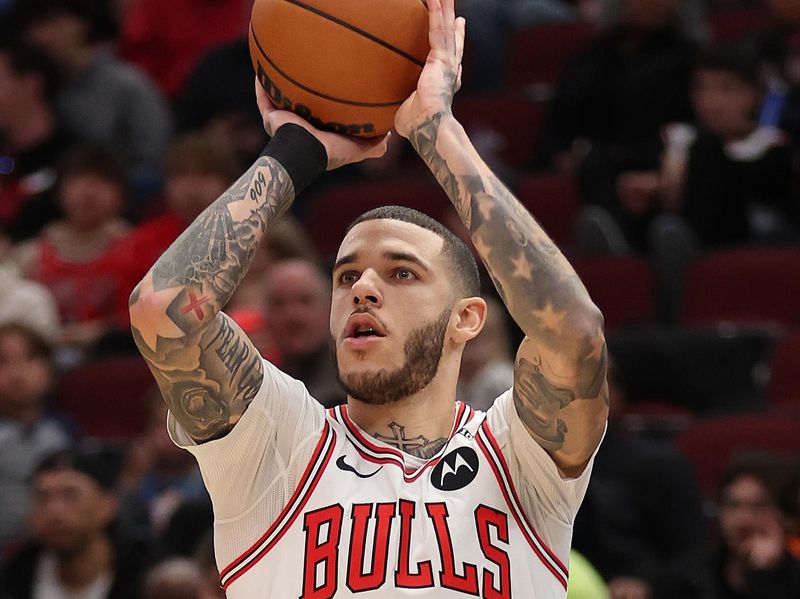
[394, 0, 465, 139]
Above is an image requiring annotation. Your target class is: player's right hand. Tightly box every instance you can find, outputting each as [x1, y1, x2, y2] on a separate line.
[255, 78, 390, 170]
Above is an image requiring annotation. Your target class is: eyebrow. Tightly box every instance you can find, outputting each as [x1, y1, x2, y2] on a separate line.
[332, 251, 431, 274]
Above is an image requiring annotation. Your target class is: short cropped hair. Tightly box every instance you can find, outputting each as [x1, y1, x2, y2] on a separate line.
[0, 41, 60, 104]
[165, 133, 240, 183]
[345, 206, 480, 298]
[58, 144, 128, 193]
[696, 43, 762, 87]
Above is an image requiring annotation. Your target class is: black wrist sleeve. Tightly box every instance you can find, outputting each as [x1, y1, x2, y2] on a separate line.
[260, 124, 328, 194]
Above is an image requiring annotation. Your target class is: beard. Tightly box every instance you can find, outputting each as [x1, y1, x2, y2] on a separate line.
[334, 307, 451, 405]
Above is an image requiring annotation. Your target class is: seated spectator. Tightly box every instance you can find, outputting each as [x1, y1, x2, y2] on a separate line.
[0, 323, 71, 550]
[123, 132, 240, 287]
[175, 38, 267, 167]
[457, 294, 515, 411]
[0, 41, 72, 241]
[118, 393, 206, 541]
[0, 447, 147, 599]
[12, 146, 131, 354]
[667, 452, 800, 598]
[17, 0, 172, 194]
[119, 0, 248, 98]
[538, 0, 695, 249]
[572, 356, 706, 599]
[263, 259, 345, 408]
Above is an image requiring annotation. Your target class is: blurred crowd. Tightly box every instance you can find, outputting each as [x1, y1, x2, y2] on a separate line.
[0, 0, 800, 598]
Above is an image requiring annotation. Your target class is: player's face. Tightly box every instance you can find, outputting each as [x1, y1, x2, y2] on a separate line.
[718, 475, 782, 556]
[30, 469, 116, 555]
[330, 220, 456, 404]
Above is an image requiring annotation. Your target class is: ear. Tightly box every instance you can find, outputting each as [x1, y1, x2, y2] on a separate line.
[450, 296, 487, 344]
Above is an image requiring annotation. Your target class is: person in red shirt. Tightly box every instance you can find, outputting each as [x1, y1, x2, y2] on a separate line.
[119, 0, 250, 98]
[12, 145, 130, 353]
[123, 132, 240, 288]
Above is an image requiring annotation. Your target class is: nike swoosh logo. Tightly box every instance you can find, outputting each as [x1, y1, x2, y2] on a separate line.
[336, 455, 382, 479]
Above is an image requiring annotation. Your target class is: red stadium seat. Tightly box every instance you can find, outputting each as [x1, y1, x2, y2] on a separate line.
[766, 332, 800, 409]
[453, 92, 544, 167]
[515, 174, 581, 248]
[304, 180, 452, 259]
[572, 256, 656, 332]
[56, 355, 153, 439]
[675, 413, 800, 497]
[709, 8, 771, 42]
[680, 248, 800, 328]
[504, 21, 596, 89]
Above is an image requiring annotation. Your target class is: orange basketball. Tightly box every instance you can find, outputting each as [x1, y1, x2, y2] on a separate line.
[249, 0, 429, 137]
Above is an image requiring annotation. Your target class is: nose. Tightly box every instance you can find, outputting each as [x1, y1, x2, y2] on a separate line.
[351, 269, 383, 308]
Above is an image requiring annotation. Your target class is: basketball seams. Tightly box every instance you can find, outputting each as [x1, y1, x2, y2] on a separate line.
[250, 24, 408, 107]
[280, 0, 426, 68]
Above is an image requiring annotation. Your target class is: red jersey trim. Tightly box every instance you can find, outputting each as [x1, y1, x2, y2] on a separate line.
[219, 421, 336, 589]
[476, 423, 569, 589]
[332, 403, 472, 483]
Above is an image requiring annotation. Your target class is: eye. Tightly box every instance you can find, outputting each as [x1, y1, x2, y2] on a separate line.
[394, 268, 417, 281]
[338, 270, 360, 286]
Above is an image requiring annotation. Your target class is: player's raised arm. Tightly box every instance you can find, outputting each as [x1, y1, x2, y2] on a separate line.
[395, 0, 607, 476]
[130, 83, 388, 443]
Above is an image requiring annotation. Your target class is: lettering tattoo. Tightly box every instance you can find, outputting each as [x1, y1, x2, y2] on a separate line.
[130, 157, 293, 442]
[408, 114, 607, 454]
[373, 422, 448, 460]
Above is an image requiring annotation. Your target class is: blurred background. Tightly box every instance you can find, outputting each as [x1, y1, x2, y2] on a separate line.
[0, 0, 799, 598]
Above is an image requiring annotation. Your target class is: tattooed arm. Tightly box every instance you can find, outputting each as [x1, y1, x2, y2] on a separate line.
[130, 84, 389, 443]
[129, 158, 293, 442]
[396, 0, 607, 476]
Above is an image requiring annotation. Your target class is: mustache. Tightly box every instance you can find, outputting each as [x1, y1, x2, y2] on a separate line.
[347, 306, 389, 334]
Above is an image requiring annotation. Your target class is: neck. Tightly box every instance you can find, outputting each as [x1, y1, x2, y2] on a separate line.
[56, 534, 112, 591]
[347, 358, 461, 459]
[1, 401, 43, 428]
[63, 45, 96, 76]
[4, 104, 55, 153]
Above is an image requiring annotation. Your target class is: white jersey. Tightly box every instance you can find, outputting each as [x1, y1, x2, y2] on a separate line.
[168, 361, 600, 598]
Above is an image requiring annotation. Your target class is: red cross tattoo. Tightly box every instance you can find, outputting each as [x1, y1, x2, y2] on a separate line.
[181, 292, 209, 320]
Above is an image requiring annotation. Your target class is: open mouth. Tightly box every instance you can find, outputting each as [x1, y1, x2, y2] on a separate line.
[345, 313, 387, 340]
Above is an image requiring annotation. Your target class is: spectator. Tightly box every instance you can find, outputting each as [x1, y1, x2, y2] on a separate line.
[0, 323, 70, 550]
[119, 0, 248, 98]
[12, 146, 131, 354]
[18, 0, 172, 193]
[0, 263, 59, 343]
[193, 531, 224, 599]
[572, 356, 706, 599]
[118, 393, 206, 541]
[457, 294, 515, 411]
[667, 452, 800, 598]
[0, 41, 72, 242]
[176, 38, 267, 167]
[0, 447, 147, 599]
[123, 132, 240, 288]
[263, 259, 345, 408]
[539, 0, 695, 249]
[142, 557, 202, 599]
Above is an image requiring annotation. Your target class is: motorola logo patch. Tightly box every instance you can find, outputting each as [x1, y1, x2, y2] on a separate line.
[431, 447, 479, 491]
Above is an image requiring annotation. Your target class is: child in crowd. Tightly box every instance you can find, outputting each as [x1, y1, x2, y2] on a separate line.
[11, 145, 130, 355]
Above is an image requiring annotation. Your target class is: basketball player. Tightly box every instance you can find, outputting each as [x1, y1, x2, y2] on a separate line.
[129, 0, 608, 596]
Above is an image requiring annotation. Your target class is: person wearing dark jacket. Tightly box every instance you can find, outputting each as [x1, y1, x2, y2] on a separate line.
[0, 448, 146, 599]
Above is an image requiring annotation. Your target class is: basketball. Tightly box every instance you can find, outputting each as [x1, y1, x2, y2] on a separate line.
[249, 0, 430, 137]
